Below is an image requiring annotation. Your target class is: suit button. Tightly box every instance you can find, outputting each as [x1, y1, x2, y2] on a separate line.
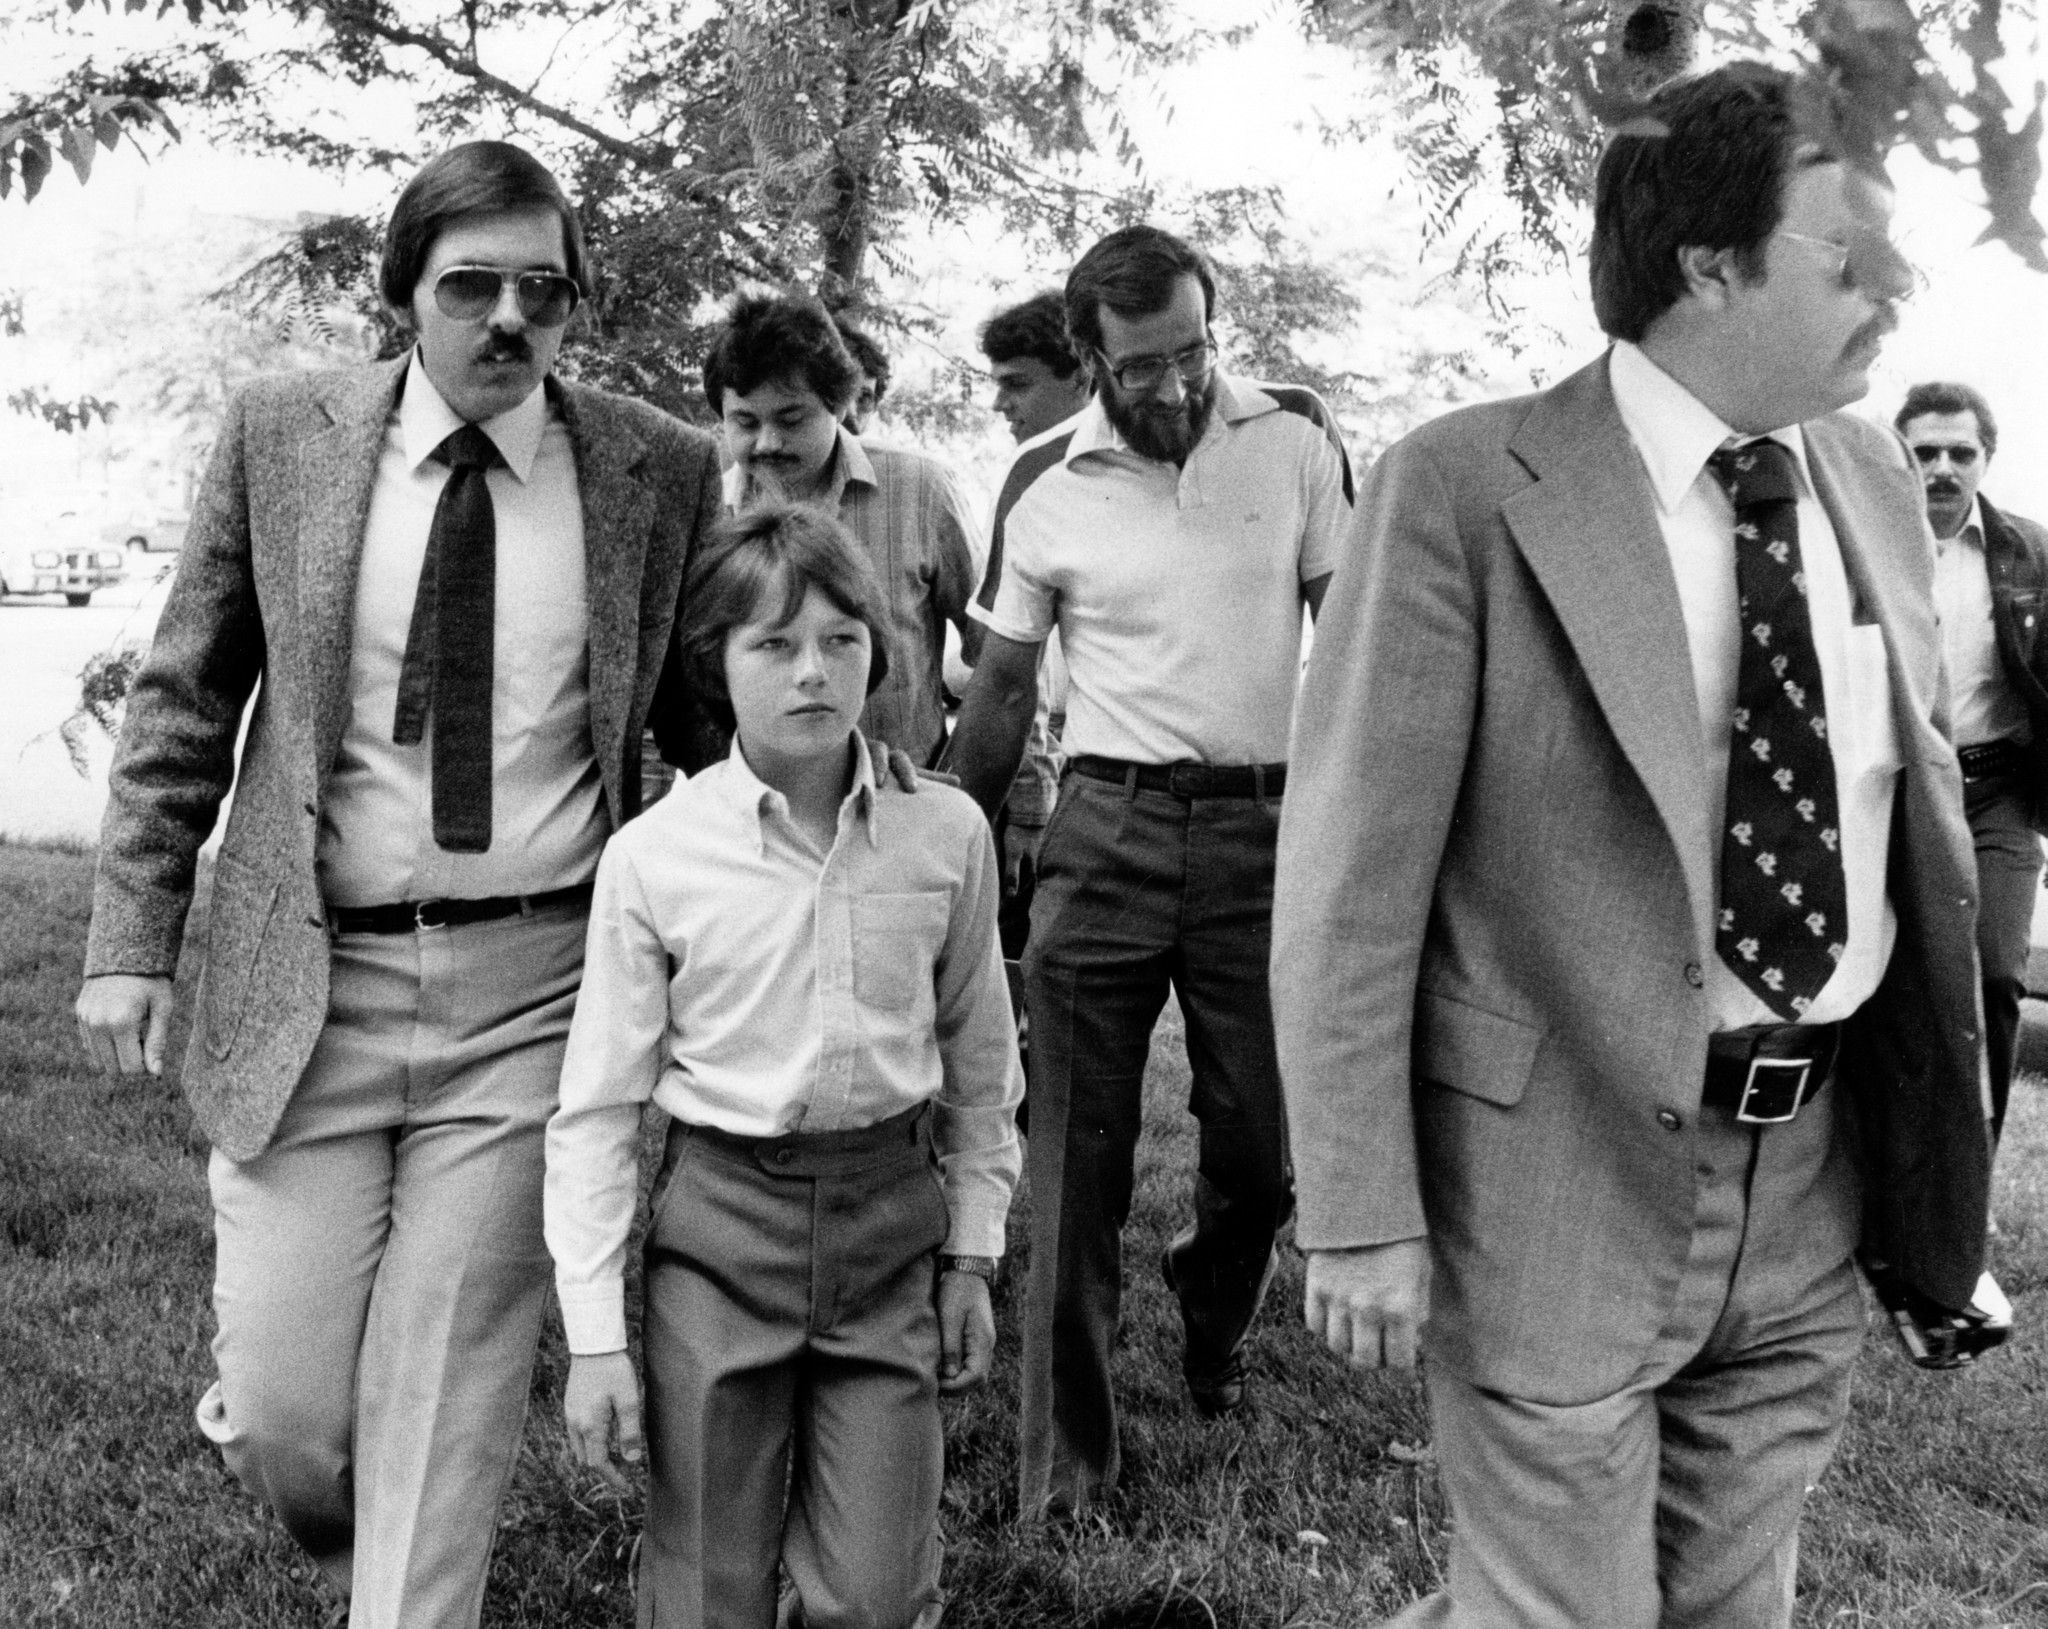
[304, 801, 317, 817]
[1684, 962, 1705, 989]
[774, 1148, 795, 1166]
[1658, 1111, 1682, 1131]
[306, 913, 324, 928]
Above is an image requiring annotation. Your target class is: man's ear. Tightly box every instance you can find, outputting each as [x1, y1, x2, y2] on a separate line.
[1674, 243, 1743, 307]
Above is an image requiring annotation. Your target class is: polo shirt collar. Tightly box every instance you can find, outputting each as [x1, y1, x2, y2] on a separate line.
[1609, 340, 1815, 516]
[398, 348, 547, 483]
[717, 733, 880, 855]
[1061, 371, 1266, 468]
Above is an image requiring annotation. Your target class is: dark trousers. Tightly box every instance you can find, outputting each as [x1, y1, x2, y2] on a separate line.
[638, 1105, 949, 1629]
[1016, 774, 1292, 1518]
[1965, 773, 2041, 1143]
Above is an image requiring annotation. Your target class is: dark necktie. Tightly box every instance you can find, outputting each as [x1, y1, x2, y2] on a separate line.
[393, 423, 501, 854]
[1707, 439, 1848, 1020]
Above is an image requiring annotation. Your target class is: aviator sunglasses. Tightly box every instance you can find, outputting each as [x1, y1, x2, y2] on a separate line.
[431, 264, 582, 327]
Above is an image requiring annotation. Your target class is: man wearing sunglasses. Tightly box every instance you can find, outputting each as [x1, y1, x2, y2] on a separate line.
[1276, 64, 1989, 1627]
[946, 224, 1354, 1520]
[1896, 381, 2048, 1149]
[74, 140, 722, 1626]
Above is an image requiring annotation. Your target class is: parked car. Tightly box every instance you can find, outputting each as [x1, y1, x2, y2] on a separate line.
[105, 511, 190, 554]
[0, 514, 126, 607]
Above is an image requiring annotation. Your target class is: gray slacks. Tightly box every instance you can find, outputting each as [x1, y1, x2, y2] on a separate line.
[199, 901, 586, 1628]
[638, 1105, 950, 1629]
[1390, 1077, 1865, 1628]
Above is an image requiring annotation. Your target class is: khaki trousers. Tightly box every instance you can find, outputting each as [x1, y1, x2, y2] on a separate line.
[199, 902, 586, 1629]
[1391, 1083, 1866, 1629]
[638, 1106, 950, 1629]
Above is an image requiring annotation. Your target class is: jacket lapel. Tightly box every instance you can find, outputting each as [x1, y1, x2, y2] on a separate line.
[555, 381, 656, 822]
[297, 358, 405, 788]
[1500, 356, 1715, 949]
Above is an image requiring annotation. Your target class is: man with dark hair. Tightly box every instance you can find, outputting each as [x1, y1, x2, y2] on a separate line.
[980, 290, 1090, 443]
[1895, 380, 2048, 1147]
[73, 140, 724, 1626]
[947, 223, 1354, 1520]
[701, 290, 981, 764]
[1276, 63, 1988, 1625]
[834, 316, 891, 434]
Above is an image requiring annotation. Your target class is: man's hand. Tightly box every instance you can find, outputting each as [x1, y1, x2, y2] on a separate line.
[563, 1350, 644, 1493]
[1003, 819, 1044, 896]
[864, 737, 925, 794]
[75, 974, 176, 1078]
[937, 1270, 996, 1393]
[1304, 1239, 1431, 1372]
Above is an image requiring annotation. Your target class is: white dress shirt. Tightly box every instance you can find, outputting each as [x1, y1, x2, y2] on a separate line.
[318, 352, 605, 907]
[1609, 341, 1899, 1031]
[1933, 497, 2031, 750]
[545, 740, 1023, 1354]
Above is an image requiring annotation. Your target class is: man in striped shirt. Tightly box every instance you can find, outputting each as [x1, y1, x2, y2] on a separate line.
[704, 292, 981, 763]
[946, 224, 1353, 1520]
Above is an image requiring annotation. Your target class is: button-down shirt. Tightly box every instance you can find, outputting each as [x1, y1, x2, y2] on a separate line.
[544, 740, 1023, 1354]
[1934, 497, 2032, 749]
[1609, 341, 1898, 1031]
[971, 373, 1352, 765]
[319, 352, 604, 906]
[724, 428, 979, 762]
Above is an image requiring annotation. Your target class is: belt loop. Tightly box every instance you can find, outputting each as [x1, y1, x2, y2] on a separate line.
[1122, 763, 1139, 801]
[1253, 763, 1268, 810]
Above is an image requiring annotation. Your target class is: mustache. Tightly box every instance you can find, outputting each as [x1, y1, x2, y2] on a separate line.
[476, 334, 533, 364]
[1925, 477, 1964, 496]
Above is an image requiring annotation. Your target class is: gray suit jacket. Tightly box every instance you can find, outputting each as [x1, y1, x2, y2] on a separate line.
[83, 356, 723, 1160]
[1274, 354, 1990, 1404]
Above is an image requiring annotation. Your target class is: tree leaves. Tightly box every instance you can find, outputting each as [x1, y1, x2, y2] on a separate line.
[0, 93, 181, 203]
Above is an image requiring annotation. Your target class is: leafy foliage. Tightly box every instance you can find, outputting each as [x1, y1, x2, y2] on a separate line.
[56, 642, 145, 776]
[6, 386, 117, 431]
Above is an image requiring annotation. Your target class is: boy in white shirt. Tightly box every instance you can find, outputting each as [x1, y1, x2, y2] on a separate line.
[544, 502, 1023, 1628]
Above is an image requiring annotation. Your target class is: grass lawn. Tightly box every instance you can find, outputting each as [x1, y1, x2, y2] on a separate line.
[3, 839, 2045, 1626]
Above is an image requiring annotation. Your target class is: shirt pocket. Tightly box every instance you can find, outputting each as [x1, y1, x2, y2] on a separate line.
[852, 891, 952, 1015]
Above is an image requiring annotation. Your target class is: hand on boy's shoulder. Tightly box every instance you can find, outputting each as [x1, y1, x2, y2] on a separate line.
[866, 737, 936, 793]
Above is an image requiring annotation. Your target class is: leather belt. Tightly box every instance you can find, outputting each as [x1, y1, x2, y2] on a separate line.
[1069, 755, 1286, 799]
[1702, 1022, 1840, 1124]
[1957, 738, 2029, 783]
[328, 880, 594, 935]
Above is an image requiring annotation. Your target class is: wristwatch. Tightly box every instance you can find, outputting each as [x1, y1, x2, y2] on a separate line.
[939, 1254, 998, 1282]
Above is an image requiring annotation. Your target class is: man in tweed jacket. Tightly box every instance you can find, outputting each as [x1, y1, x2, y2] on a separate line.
[74, 143, 721, 1626]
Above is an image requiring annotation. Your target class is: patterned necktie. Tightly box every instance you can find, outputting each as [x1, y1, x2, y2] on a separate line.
[394, 423, 501, 854]
[1707, 439, 1847, 1020]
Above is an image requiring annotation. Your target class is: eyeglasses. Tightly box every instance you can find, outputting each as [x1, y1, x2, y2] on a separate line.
[1772, 230, 1925, 302]
[1909, 442, 1982, 468]
[1096, 334, 1218, 393]
[431, 265, 582, 327]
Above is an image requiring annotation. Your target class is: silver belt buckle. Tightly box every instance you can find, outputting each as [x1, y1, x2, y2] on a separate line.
[414, 899, 449, 932]
[1736, 1055, 1813, 1124]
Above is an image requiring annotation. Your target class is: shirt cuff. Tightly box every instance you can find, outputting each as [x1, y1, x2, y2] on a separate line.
[943, 1199, 1010, 1260]
[557, 1278, 629, 1355]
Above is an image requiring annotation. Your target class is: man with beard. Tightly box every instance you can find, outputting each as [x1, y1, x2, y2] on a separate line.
[1276, 65, 1988, 1625]
[697, 291, 981, 764]
[1896, 381, 2048, 1148]
[946, 223, 1353, 1519]
[73, 142, 723, 1625]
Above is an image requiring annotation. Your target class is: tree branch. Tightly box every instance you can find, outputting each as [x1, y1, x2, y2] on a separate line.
[314, 1, 680, 173]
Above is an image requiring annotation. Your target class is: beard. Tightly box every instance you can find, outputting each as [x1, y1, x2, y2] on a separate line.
[1101, 375, 1216, 464]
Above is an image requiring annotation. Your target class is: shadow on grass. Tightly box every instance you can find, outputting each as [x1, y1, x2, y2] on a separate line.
[4, 843, 2045, 1626]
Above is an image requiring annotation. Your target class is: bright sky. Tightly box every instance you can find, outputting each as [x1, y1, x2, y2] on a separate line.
[4, 8, 2047, 515]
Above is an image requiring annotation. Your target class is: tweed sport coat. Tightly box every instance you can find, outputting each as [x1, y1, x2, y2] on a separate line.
[82, 356, 723, 1161]
[1273, 354, 1991, 1405]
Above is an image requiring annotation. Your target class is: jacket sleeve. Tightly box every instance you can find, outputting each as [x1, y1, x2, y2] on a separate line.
[84, 388, 267, 978]
[1271, 429, 1481, 1252]
[650, 431, 732, 775]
